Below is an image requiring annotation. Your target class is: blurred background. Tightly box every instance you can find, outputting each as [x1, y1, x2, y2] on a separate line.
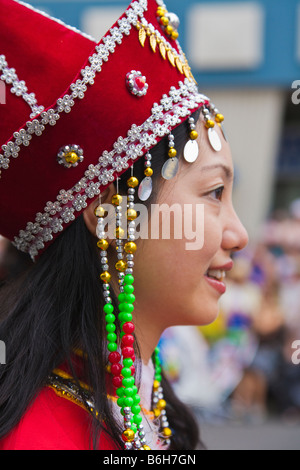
[1, 0, 300, 450]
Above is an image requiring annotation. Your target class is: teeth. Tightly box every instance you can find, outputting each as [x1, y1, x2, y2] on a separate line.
[206, 269, 226, 281]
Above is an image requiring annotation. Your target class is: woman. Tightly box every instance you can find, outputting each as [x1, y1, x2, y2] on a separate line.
[0, 0, 248, 450]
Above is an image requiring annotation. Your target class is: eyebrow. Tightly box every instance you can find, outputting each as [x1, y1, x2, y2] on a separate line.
[200, 163, 234, 181]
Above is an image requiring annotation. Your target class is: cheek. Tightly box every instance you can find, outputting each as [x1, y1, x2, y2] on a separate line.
[201, 209, 223, 261]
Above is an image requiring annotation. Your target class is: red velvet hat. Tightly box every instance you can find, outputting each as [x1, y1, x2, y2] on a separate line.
[0, 0, 208, 259]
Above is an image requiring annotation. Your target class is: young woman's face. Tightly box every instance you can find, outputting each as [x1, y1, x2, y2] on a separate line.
[132, 120, 248, 339]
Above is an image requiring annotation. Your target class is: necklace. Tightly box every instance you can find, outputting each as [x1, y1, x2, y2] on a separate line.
[47, 347, 172, 450]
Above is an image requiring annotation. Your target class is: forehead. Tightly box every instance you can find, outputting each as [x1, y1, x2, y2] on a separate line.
[180, 117, 234, 182]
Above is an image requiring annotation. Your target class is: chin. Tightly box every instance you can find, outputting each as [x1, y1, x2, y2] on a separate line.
[195, 299, 220, 327]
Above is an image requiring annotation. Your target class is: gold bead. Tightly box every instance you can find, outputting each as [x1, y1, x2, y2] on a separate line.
[97, 239, 109, 251]
[168, 147, 177, 158]
[112, 194, 123, 206]
[124, 242, 137, 254]
[165, 25, 174, 36]
[127, 209, 137, 221]
[144, 167, 153, 177]
[115, 260, 127, 272]
[153, 380, 160, 390]
[64, 151, 79, 164]
[160, 16, 169, 26]
[115, 227, 125, 239]
[122, 429, 135, 442]
[205, 119, 215, 129]
[100, 271, 111, 283]
[157, 399, 167, 410]
[215, 113, 224, 123]
[94, 205, 106, 218]
[157, 7, 167, 17]
[153, 408, 161, 418]
[143, 445, 151, 450]
[190, 130, 198, 140]
[127, 176, 139, 188]
[163, 427, 172, 438]
[171, 30, 179, 40]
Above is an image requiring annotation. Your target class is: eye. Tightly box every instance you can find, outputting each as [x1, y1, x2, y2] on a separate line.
[209, 186, 225, 201]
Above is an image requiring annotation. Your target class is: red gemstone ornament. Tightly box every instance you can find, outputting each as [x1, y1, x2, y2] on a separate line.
[126, 70, 148, 97]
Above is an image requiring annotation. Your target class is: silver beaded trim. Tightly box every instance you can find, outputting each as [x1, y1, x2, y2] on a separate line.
[12, 79, 208, 260]
[0, 0, 148, 175]
[0, 54, 45, 119]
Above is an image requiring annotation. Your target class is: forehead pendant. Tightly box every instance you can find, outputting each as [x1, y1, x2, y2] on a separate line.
[126, 71, 148, 97]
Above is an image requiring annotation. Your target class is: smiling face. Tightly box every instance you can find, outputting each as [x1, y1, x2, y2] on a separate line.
[132, 120, 249, 343]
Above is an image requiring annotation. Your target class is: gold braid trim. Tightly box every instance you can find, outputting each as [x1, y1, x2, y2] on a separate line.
[47, 369, 155, 420]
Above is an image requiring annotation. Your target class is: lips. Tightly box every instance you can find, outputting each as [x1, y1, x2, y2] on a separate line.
[204, 260, 233, 294]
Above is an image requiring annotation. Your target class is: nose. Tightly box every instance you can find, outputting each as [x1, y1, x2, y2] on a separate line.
[222, 207, 249, 253]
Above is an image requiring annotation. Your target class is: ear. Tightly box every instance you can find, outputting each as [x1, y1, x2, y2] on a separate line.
[83, 183, 116, 237]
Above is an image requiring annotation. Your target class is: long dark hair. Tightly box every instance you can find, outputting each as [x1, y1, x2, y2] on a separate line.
[0, 111, 203, 450]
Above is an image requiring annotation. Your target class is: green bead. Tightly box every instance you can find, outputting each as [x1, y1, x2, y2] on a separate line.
[124, 294, 135, 304]
[133, 414, 143, 425]
[106, 323, 116, 333]
[123, 358, 133, 368]
[124, 284, 134, 294]
[124, 396, 134, 407]
[155, 374, 162, 382]
[107, 332, 117, 343]
[122, 313, 133, 322]
[107, 342, 118, 352]
[132, 385, 138, 396]
[131, 404, 141, 415]
[105, 313, 116, 324]
[118, 312, 126, 322]
[117, 397, 125, 407]
[124, 274, 134, 285]
[131, 424, 137, 434]
[124, 303, 134, 313]
[122, 376, 135, 388]
[124, 387, 134, 397]
[104, 303, 114, 314]
[122, 367, 132, 378]
[133, 394, 141, 405]
[118, 293, 126, 303]
[116, 387, 124, 397]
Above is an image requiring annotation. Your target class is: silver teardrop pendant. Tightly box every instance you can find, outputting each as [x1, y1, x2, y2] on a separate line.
[138, 176, 153, 201]
[208, 128, 222, 152]
[219, 123, 228, 142]
[183, 139, 199, 163]
[161, 157, 179, 180]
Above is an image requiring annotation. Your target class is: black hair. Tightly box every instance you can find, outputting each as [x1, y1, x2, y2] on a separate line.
[0, 110, 203, 450]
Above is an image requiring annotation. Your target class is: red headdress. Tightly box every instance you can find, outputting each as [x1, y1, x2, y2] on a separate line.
[0, 0, 209, 259]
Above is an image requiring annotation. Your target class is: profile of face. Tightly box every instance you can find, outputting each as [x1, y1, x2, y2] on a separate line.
[84, 118, 248, 354]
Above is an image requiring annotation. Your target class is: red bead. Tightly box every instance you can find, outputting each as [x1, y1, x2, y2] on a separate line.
[111, 363, 122, 376]
[123, 322, 135, 334]
[130, 365, 136, 375]
[112, 375, 123, 388]
[122, 334, 134, 347]
[108, 351, 121, 364]
[122, 346, 135, 358]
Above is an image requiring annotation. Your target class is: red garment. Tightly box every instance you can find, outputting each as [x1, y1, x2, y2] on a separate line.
[0, 386, 119, 450]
